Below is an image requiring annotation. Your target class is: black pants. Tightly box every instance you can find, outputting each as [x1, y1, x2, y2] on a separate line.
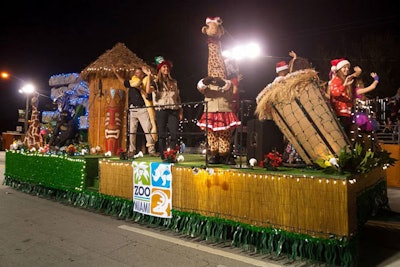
[338, 116, 352, 137]
[155, 109, 179, 159]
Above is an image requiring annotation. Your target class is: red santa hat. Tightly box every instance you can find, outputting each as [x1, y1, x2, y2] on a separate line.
[155, 56, 173, 72]
[275, 61, 289, 73]
[330, 58, 350, 72]
[206, 17, 222, 25]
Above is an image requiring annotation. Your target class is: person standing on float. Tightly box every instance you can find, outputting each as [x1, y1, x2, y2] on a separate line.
[112, 66, 158, 157]
[145, 56, 182, 162]
[329, 58, 354, 136]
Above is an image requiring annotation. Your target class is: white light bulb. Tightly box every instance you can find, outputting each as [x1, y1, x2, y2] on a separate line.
[249, 158, 257, 167]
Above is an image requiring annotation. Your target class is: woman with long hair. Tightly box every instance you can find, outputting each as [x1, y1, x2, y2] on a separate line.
[329, 58, 355, 136]
[145, 56, 182, 162]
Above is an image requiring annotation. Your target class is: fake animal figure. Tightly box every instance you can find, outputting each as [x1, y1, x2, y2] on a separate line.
[23, 95, 43, 150]
[197, 17, 241, 165]
[48, 110, 78, 149]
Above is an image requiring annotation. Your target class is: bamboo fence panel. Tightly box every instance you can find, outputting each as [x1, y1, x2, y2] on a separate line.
[99, 160, 133, 200]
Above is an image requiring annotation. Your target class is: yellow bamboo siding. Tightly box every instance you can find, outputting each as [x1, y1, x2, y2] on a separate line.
[172, 168, 385, 237]
[99, 160, 133, 200]
[99, 163, 386, 238]
[88, 79, 127, 153]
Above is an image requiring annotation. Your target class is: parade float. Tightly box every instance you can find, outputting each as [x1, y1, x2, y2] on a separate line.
[3, 36, 397, 267]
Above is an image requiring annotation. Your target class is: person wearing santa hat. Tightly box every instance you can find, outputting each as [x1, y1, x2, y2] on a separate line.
[145, 56, 183, 162]
[329, 58, 355, 136]
[273, 61, 289, 82]
[256, 60, 290, 104]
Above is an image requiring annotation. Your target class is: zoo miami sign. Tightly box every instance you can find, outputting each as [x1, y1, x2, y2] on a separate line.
[132, 161, 172, 218]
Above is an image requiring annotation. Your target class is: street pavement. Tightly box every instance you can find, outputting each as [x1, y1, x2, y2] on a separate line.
[1, 151, 400, 267]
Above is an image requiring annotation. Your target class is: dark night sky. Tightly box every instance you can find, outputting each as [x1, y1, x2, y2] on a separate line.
[0, 0, 399, 133]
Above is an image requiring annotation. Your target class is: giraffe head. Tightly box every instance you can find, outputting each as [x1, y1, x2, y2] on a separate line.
[202, 17, 224, 39]
[31, 96, 39, 108]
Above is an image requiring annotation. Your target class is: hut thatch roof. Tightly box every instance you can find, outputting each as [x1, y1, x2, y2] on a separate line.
[80, 42, 154, 80]
[255, 69, 320, 120]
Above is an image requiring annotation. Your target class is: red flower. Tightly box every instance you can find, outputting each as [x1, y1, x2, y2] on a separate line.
[66, 145, 76, 156]
[163, 148, 178, 163]
[260, 151, 282, 169]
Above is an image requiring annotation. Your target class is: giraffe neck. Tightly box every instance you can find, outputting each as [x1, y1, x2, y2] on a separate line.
[23, 102, 42, 149]
[208, 40, 227, 79]
[30, 106, 39, 121]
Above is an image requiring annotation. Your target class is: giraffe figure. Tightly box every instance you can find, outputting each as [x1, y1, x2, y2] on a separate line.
[203, 17, 227, 79]
[23, 94, 43, 150]
[197, 17, 241, 165]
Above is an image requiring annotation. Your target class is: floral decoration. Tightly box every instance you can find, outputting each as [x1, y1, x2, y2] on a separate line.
[163, 148, 178, 163]
[66, 144, 76, 156]
[259, 150, 283, 170]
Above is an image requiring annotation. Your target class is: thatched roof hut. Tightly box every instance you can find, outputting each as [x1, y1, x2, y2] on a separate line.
[80, 42, 154, 80]
[80, 43, 154, 155]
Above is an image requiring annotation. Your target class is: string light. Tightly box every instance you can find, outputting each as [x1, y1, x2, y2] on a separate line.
[9, 149, 358, 197]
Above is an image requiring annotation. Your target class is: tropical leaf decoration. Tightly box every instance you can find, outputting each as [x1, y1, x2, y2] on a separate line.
[318, 143, 397, 175]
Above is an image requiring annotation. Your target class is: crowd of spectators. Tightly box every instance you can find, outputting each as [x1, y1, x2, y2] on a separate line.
[367, 89, 400, 143]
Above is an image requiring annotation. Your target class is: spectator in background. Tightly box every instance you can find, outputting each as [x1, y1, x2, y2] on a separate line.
[370, 112, 380, 132]
[372, 96, 383, 123]
[388, 87, 400, 123]
[392, 87, 400, 101]
[383, 117, 394, 133]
